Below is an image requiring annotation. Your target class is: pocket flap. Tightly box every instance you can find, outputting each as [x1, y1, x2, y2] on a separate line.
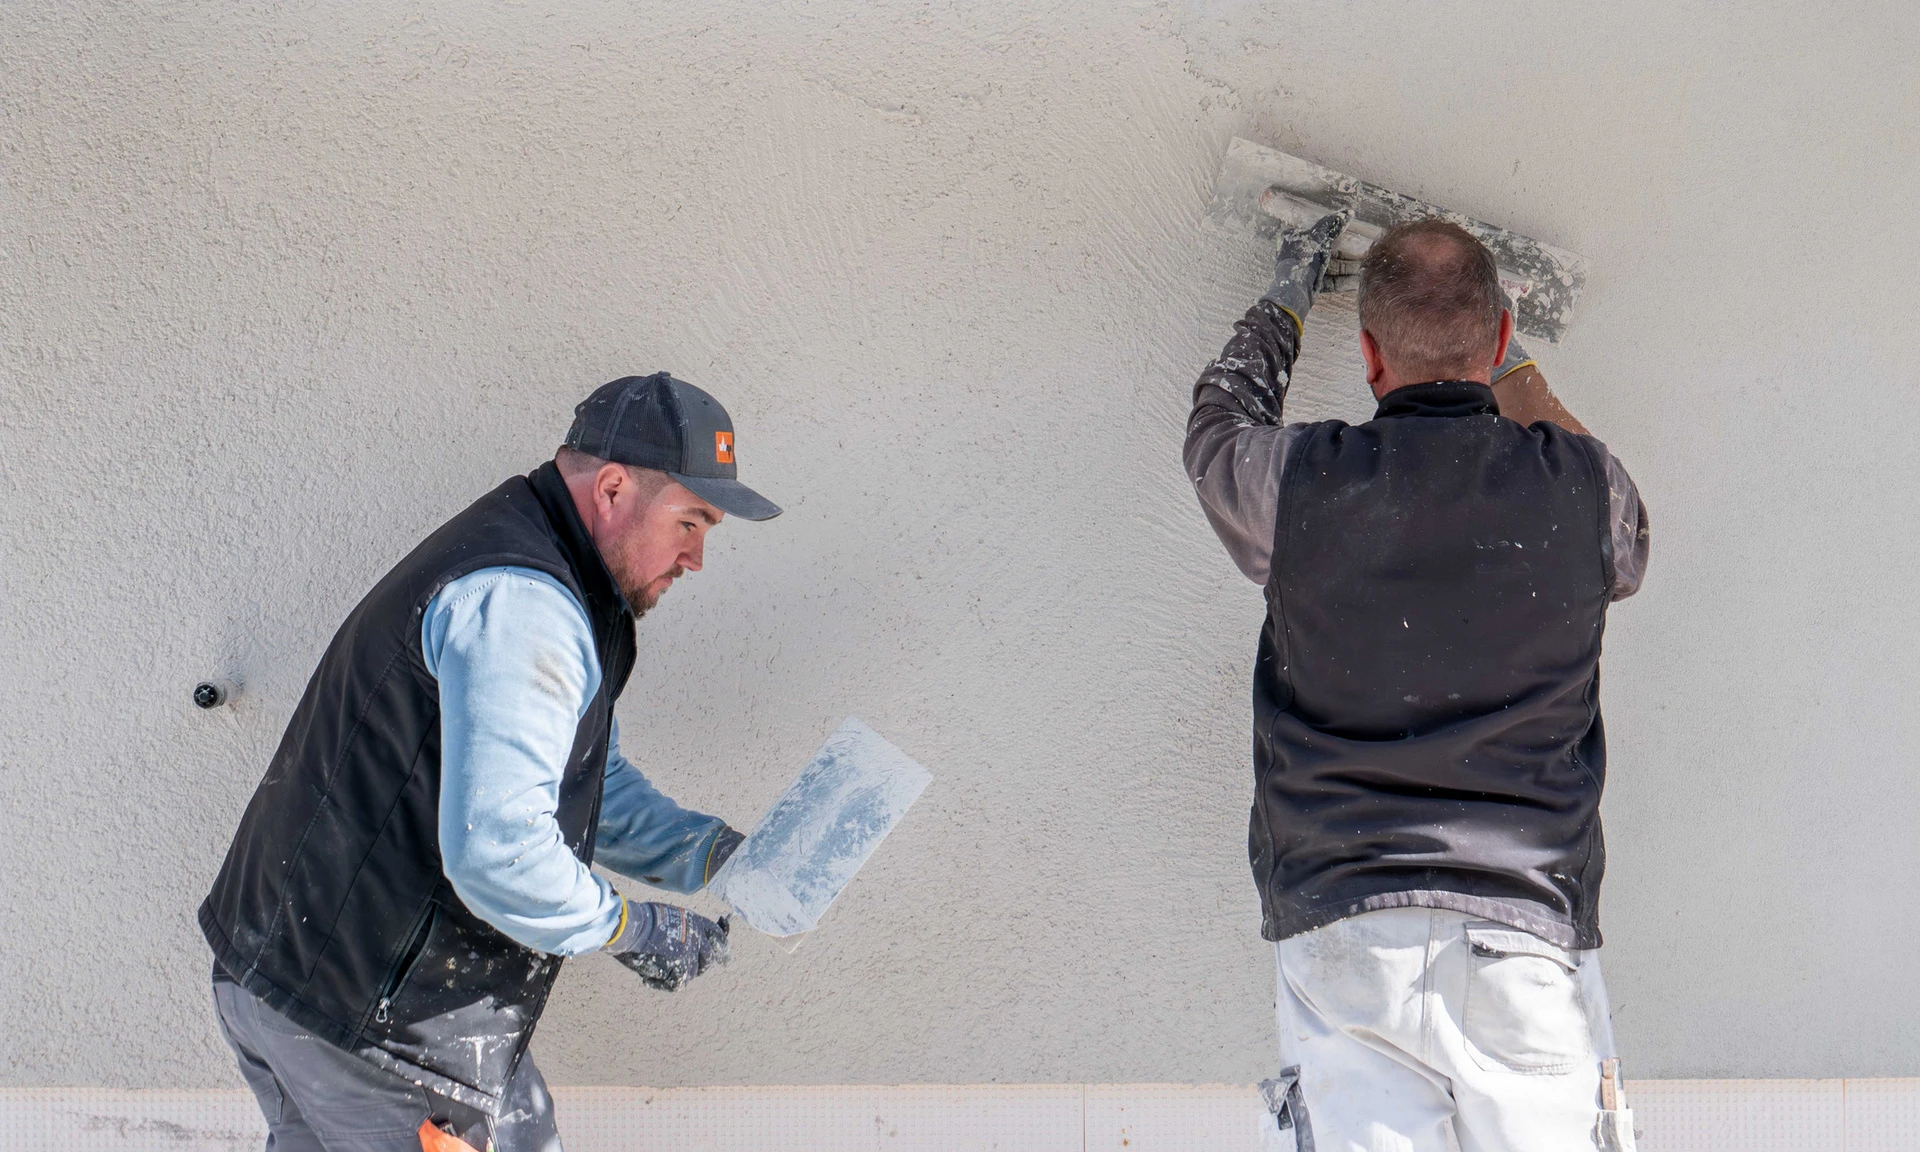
[1258, 1072, 1298, 1117]
[1465, 924, 1577, 970]
[1257, 1066, 1313, 1147]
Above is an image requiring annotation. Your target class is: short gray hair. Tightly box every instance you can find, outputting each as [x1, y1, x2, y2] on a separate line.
[1357, 220, 1504, 382]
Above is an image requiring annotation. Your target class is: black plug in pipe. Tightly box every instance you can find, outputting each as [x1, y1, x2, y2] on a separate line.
[194, 680, 237, 709]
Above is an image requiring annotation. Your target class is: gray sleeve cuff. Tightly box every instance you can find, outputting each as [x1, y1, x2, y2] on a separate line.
[1600, 449, 1650, 600]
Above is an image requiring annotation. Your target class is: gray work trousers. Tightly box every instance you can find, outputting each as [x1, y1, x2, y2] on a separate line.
[212, 971, 561, 1152]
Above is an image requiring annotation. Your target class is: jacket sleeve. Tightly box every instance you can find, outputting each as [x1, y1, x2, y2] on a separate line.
[424, 567, 624, 956]
[1598, 447, 1652, 600]
[1184, 298, 1313, 585]
[593, 719, 732, 895]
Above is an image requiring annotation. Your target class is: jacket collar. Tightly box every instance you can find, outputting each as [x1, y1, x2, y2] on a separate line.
[1373, 380, 1501, 421]
[526, 460, 631, 623]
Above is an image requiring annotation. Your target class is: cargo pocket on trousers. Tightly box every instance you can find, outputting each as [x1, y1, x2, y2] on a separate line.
[1257, 1067, 1314, 1152]
[1461, 923, 1592, 1074]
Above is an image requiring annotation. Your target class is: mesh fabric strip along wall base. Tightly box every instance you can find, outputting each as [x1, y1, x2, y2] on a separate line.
[3, 1081, 1916, 1151]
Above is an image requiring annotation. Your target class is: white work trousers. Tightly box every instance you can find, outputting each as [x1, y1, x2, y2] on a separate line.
[1265, 907, 1635, 1152]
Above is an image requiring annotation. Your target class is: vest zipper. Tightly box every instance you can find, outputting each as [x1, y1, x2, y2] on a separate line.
[373, 906, 435, 1027]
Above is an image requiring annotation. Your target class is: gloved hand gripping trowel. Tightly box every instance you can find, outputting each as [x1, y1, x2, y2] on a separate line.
[1208, 137, 1590, 342]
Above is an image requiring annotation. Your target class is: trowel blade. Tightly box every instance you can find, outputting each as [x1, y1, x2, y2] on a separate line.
[711, 718, 931, 938]
[1206, 137, 1588, 343]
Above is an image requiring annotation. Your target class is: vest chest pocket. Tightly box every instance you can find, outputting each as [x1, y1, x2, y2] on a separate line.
[1461, 923, 1593, 1074]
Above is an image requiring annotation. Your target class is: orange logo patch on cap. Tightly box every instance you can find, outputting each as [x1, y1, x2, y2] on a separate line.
[714, 430, 735, 464]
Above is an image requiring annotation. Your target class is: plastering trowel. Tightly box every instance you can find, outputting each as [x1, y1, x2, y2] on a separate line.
[1207, 137, 1589, 342]
[710, 718, 931, 939]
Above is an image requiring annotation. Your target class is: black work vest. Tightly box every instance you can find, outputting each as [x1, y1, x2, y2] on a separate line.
[199, 461, 634, 1112]
[1251, 381, 1614, 949]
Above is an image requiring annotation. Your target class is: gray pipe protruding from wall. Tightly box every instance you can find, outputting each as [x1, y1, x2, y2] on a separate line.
[193, 680, 239, 709]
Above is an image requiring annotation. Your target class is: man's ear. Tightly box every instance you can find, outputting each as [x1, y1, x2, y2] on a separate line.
[1491, 309, 1514, 371]
[1359, 328, 1386, 386]
[593, 463, 629, 519]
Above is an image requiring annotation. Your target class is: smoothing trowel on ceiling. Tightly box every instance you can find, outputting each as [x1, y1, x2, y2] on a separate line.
[1207, 137, 1589, 343]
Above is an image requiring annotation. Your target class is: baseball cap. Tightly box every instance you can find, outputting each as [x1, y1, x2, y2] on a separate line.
[564, 373, 781, 521]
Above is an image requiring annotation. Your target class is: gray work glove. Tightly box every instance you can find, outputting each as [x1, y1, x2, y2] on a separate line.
[1491, 332, 1535, 384]
[1491, 284, 1536, 384]
[1262, 208, 1352, 334]
[605, 898, 731, 992]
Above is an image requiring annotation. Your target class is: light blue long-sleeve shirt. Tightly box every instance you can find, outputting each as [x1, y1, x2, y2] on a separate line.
[421, 566, 730, 957]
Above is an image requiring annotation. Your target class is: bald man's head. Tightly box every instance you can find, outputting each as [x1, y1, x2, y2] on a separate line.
[1357, 220, 1505, 384]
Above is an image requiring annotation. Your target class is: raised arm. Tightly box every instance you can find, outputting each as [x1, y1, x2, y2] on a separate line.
[1489, 335, 1587, 434]
[1489, 337, 1651, 599]
[1184, 210, 1348, 583]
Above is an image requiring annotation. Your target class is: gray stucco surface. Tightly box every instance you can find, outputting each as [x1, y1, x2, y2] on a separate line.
[3, 1, 1916, 1086]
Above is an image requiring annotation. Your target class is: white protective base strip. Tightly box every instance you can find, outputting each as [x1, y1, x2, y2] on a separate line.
[3, 1080, 1916, 1151]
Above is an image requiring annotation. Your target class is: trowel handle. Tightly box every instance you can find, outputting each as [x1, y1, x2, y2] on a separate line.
[1259, 187, 1381, 261]
[1258, 186, 1343, 230]
[1333, 224, 1380, 261]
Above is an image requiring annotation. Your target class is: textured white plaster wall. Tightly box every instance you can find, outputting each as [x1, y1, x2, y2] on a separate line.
[2, 1, 1916, 1088]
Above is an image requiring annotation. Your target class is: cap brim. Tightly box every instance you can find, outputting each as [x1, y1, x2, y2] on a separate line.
[671, 473, 782, 521]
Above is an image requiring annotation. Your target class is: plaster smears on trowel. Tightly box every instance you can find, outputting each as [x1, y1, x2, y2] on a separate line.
[1207, 137, 1589, 342]
[711, 718, 931, 939]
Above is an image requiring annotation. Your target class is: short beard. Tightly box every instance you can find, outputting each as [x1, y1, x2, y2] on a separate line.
[624, 583, 655, 618]
[616, 565, 683, 618]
